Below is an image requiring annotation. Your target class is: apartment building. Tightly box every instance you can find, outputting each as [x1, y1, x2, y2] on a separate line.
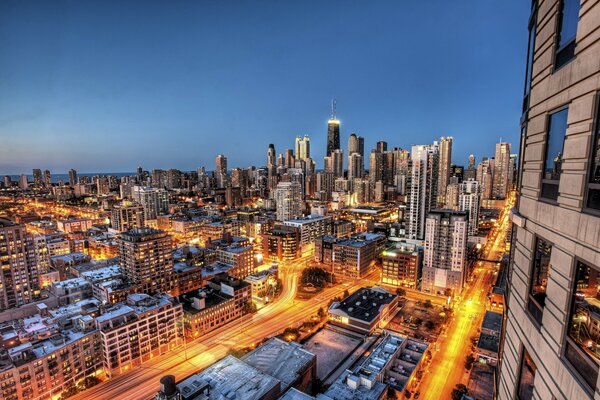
[498, 1, 600, 399]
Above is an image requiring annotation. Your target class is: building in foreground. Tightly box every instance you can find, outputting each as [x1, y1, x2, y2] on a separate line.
[498, 1, 600, 399]
[314, 233, 385, 279]
[328, 287, 398, 335]
[380, 242, 422, 289]
[261, 225, 300, 262]
[283, 215, 332, 249]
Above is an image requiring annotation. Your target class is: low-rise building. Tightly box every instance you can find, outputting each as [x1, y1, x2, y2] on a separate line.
[96, 293, 183, 377]
[476, 311, 503, 366]
[328, 287, 398, 335]
[179, 275, 251, 339]
[283, 215, 332, 249]
[380, 242, 422, 289]
[315, 233, 385, 279]
[49, 277, 93, 305]
[262, 225, 300, 262]
[244, 268, 279, 302]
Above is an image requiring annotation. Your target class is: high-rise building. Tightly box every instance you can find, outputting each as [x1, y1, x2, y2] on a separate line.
[327, 100, 340, 156]
[407, 144, 439, 239]
[348, 153, 364, 180]
[132, 186, 169, 220]
[68, 168, 77, 186]
[43, 169, 52, 187]
[3, 175, 11, 188]
[492, 141, 511, 199]
[118, 227, 173, 290]
[285, 148, 295, 168]
[275, 181, 303, 221]
[295, 135, 310, 160]
[111, 202, 146, 232]
[421, 210, 467, 295]
[464, 154, 476, 180]
[331, 149, 344, 178]
[369, 149, 384, 185]
[348, 133, 364, 157]
[476, 157, 494, 199]
[499, 2, 600, 399]
[267, 143, 276, 169]
[458, 179, 480, 236]
[437, 137, 453, 207]
[32, 168, 42, 188]
[0, 218, 39, 311]
[96, 175, 110, 195]
[216, 154, 228, 188]
[18, 174, 28, 189]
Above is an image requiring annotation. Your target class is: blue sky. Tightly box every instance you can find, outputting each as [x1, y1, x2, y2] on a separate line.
[0, 0, 529, 174]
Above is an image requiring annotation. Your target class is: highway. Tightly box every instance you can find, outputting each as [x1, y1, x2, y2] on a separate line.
[70, 251, 366, 400]
[418, 192, 515, 399]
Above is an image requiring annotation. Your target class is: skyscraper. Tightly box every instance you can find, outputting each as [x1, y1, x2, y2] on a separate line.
[499, 2, 600, 399]
[132, 186, 169, 220]
[421, 210, 467, 294]
[326, 100, 340, 157]
[285, 148, 295, 168]
[464, 154, 476, 180]
[492, 141, 511, 199]
[18, 175, 28, 189]
[267, 143, 276, 169]
[32, 168, 42, 188]
[43, 169, 52, 188]
[0, 218, 39, 311]
[111, 202, 146, 232]
[437, 137, 453, 207]
[68, 168, 77, 186]
[295, 135, 310, 160]
[348, 153, 364, 180]
[348, 133, 364, 157]
[369, 149, 383, 185]
[458, 178, 480, 236]
[275, 181, 303, 221]
[376, 141, 388, 153]
[216, 154, 228, 188]
[407, 144, 439, 239]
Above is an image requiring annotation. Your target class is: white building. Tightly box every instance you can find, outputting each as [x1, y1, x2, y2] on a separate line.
[283, 215, 332, 248]
[422, 210, 468, 295]
[458, 178, 480, 236]
[131, 186, 169, 221]
[275, 181, 303, 221]
[407, 144, 439, 240]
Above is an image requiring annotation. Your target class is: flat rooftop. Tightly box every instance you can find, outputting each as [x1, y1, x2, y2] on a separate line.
[177, 355, 280, 400]
[481, 311, 503, 333]
[330, 287, 396, 323]
[242, 338, 315, 392]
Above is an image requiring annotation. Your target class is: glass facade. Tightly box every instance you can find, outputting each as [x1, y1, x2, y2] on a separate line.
[555, 0, 580, 69]
[541, 108, 568, 201]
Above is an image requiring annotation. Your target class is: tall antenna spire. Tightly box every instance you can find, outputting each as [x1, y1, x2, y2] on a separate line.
[331, 98, 337, 119]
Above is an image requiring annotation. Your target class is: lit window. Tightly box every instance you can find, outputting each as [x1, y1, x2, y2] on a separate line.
[517, 348, 537, 400]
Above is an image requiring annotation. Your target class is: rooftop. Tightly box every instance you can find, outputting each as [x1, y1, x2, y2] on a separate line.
[481, 311, 503, 333]
[330, 287, 396, 323]
[242, 338, 315, 392]
[177, 355, 280, 400]
[284, 215, 331, 225]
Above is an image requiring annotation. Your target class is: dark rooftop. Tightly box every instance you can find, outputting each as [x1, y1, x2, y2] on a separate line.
[331, 287, 396, 322]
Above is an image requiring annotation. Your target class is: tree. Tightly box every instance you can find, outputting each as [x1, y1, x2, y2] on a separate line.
[451, 384, 468, 400]
[300, 267, 332, 288]
[386, 386, 399, 399]
[343, 289, 350, 298]
[243, 301, 257, 314]
[317, 307, 326, 319]
[465, 354, 476, 370]
[423, 299, 433, 309]
[395, 288, 406, 296]
[424, 320, 436, 330]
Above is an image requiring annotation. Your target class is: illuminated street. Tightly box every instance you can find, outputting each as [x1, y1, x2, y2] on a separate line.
[417, 192, 515, 399]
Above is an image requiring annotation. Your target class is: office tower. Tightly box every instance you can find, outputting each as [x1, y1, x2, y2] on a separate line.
[348, 133, 364, 157]
[285, 148, 295, 168]
[499, 2, 600, 399]
[0, 218, 39, 311]
[458, 179, 480, 236]
[376, 141, 388, 153]
[96, 176, 110, 195]
[18, 174, 28, 189]
[407, 144, 439, 239]
[267, 143, 276, 168]
[369, 149, 384, 185]
[118, 228, 173, 290]
[464, 154, 476, 180]
[492, 141, 511, 199]
[348, 153, 364, 180]
[43, 169, 51, 187]
[476, 157, 494, 199]
[111, 202, 146, 232]
[295, 135, 310, 160]
[132, 186, 169, 220]
[421, 210, 467, 294]
[32, 168, 42, 187]
[275, 181, 303, 221]
[3, 175, 11, 188]
[68, 169, 77, 186]
[327, 100, 340, 156]
[437, 137, 453, 207]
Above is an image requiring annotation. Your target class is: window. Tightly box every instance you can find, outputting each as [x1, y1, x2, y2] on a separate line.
[541, 108, 568, 201]
[586, 98, 600, 212]
[527, 237, 552, 326]
[564, 260, 600, 391]
[555, 0, 580, 69]
[523, 1, 537, 113]
[517, 348, 537, 400]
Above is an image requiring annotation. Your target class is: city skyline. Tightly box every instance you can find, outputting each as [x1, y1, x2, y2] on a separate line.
[1, 0, 529, 174]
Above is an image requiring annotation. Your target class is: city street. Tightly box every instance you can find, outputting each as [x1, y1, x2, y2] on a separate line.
[70, 251, 365, 400]
[417, 193, 514, 399]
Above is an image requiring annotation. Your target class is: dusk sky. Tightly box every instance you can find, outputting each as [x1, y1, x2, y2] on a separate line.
[1, 0, 529, 174]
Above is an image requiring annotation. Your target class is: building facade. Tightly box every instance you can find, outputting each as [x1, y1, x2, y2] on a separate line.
[499, 1, 600, 399]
